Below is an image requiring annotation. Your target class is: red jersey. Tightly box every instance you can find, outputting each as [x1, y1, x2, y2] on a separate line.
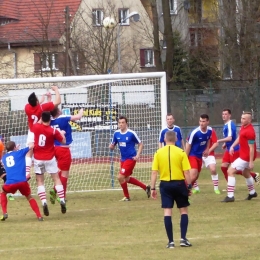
[25, 102, 55, 131]
[209, 129, 218, 156]
[32, 123, 63, 160]
[239, 124, 257, 162]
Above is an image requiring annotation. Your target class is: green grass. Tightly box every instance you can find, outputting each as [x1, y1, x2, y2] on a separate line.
[1, 160, 260, 259]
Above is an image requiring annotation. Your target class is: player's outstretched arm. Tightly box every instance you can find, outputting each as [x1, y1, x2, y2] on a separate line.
[71, 108, 84, 121]
[51, 86, 61, 107]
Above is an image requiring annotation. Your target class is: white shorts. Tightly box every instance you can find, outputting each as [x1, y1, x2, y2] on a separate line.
[231, 158, 249, 171]
[34, 157, 58, 174]
[26, 130, 34, 146]
[202, 155, 216, 168]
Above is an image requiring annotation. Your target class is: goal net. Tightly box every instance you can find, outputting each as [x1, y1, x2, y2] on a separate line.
[0, 72, 167, 193]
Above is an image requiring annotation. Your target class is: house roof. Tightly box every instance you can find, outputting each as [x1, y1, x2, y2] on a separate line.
[0, 0, 81, 47]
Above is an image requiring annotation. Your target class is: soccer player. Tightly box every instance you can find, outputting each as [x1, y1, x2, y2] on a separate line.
[32, 111, 66, 215]
[49, 107, 84, 203]
[222, 112, 257, 202]
[151, 131, 192, 248]
[186, 114, 212, 186]
[109, 115, 151, 201]
[24, 86, 61, 180]
[217, 108, 259, 183]
[193, 128, 220, 194]
[0, 139, 15, 201]
[0, 141, 43, 221]
[159, 114, 185, 149]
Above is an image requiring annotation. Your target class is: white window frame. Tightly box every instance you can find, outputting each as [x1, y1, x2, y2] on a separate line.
[93, 9, 104, 26]
[169, 0, 178, 15]
[42, 53, 58, 71]
[144, 49, 155, 67]
[119, 9, 129, 25]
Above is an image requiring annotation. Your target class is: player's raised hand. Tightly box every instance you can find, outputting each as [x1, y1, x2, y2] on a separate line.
[51, 85, 59, 91]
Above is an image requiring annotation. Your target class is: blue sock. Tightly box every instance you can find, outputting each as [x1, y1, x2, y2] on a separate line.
[164, 216, 173, 243]
[180, 214, 188, 239]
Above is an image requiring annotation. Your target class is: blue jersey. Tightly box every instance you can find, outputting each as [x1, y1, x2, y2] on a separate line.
[159, 126, 183, 148]
[187, 126, 212, 158]
[112, 129, 141, 162]
[223, 120, 239, 151]
[2, 147, 29, 184]
[51, 115, 73, 146]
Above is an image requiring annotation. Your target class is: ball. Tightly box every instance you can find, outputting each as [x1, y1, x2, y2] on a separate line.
[103, 17, 116, 29]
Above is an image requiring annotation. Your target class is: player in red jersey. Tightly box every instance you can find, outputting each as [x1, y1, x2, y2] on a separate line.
[192, 128, 220, 194]
[222, 112, 257, 202]
[24, 86, 61, 180]
[32, 111, 66, 216]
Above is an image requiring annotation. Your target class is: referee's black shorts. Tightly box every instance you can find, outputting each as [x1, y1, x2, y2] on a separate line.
[160, 180, 190, 209]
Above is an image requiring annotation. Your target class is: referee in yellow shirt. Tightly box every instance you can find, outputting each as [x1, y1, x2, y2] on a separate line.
[151, 131, 192, 248]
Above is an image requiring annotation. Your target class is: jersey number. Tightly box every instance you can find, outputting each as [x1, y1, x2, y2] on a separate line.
[38, 134, 46, 147]
[31, 115, 38, 124]
[5, 156, 15, 167]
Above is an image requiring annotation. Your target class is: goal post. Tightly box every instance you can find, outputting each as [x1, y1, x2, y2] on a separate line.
[0, 72, 167, 193]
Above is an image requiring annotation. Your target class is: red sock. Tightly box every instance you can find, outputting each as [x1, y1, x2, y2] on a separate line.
[128, 177, 146, 190]
[29, 198, 42, 218]
[120, 181, 130, 198]
[250, 172, 256, 178]
[221, 167, 228, 181]
[60, 175, 68, 198]
[1, 193, 7, 214]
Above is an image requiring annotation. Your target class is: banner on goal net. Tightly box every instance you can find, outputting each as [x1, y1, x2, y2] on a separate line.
[0, 72, 167, 193]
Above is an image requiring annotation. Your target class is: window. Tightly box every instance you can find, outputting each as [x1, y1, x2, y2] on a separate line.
[223, 65, 233, 80]
[41, 53, 58, 71]
[140, 49, 155, 67]
[169, 0, 178, 15]
[189, 29, 203, 47]
[119, 8, 129, 25]
[34, 52, 65, 72]
[92, 9, 104, 26]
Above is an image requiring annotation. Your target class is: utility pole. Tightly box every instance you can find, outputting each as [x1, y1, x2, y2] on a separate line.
[65, 6, 70, 76]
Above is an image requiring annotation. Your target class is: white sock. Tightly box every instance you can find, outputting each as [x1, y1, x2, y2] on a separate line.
[193, 180, 199, 190]
[227, 176, 236, 198]
[37, 185, 47, 205]
[246, 177, 255, 195]
[55, 185, 65, 203]
[211, 174, 219, 190]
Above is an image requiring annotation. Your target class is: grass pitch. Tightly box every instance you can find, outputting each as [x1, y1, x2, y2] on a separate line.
[1, 161, 260, 260]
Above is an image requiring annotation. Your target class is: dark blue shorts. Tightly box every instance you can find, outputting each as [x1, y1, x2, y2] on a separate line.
[160, 180, 190, 209]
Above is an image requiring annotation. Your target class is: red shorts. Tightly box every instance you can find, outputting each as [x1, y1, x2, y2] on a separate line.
[55, 146, 72, 171]
[119, 159, 136, 177]
[222, 150, 239, 164]
[2, 182, 31, 197]
[188, 156, 202, 173]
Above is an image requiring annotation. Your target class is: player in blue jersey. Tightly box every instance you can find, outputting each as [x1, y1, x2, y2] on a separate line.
[185, 114, 212, 186]
[217, 108, 259, 183]
[109, 116, 151, 201]
[0, 141, 43, 221]
[159, 114, 185, 149]
[49, 107, 84, 203]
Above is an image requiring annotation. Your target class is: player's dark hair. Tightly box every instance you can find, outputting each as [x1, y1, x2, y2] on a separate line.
[51, 107, 59, 117]
[118, 115, 128, 124]
[166, 113, 174, 118]
[223, 108, 231, 114]
[165, 131, 176, 143]
[200, 114, 209, 120]
[6, 141, 16, 152]
[41, 111, 51, 122]
[28, 92, 38, 107]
